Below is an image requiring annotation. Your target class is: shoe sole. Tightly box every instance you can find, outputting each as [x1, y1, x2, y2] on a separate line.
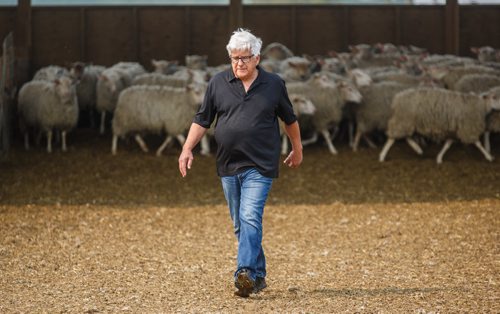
[237, 272, 254, 290]
[234, 272, 254, 298]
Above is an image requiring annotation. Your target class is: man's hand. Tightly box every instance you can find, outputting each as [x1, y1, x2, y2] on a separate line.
[284, 149, 303, 168]
[178, 149, 194, 177]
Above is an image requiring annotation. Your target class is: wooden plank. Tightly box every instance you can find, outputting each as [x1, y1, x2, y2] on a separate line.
[137, 7, 186, 70]
[445, 0, 459, 55]
[399, 6, 445, 54]
[295, 6, 344, 55]
[32, 8, 81, 70]
[244, 6, 293, 53]
[189, 6, 229, 66]
[460, 5, 500, 57]
[85, 7, 135, 66]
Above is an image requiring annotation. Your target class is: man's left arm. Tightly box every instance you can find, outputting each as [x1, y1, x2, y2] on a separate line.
[283, 121, 303, 168]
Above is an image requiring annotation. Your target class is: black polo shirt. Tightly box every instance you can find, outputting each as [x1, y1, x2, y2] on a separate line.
[193, 66, 297, 178]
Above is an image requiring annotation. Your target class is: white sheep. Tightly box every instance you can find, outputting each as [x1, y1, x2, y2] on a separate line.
[287, 73, 362, 154]
[111, 84, 205, 156]
[279, 56, 312, 82]
[380, 87, 500, 164]
[185, 55, 208, 70]
[453, 73, 500, 94]
[471, 46, 500, 63]
[427, 64, 499, 89]
[17, 76, 78, 153]
[32, 65, 70, 81]
[96, 62, 146, 134]
[132, 72, 188, 87]
[261, 42, 294, 61]
[152, 59, 179, 75]
[279, 94, 316, 155]
[352, 81, 412, 152]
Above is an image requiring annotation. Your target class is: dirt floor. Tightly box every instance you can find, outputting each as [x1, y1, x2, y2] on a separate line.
[1, 129, 499, 313]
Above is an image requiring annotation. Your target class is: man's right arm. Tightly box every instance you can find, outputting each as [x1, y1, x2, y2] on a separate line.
[178, 123, 208, 177]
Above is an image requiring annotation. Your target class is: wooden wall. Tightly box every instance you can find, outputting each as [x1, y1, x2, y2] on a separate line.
[0, 4, 499, 75]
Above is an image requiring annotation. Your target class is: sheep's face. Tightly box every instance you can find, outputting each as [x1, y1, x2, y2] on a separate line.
[186, 55, 208, 71]
[348, 69, 372, 87]
[339, 82, 362, 103]
[54, 77, 75, 104]
[471, 46, 497, 63]
[69, 62, 85, 82]
[287, 59, 312, 81]
[100, 74, 118, 94]
[483, 93, 500, 111]
[152, 59, 179, 75]
[290, 94, 316, 116]
[350, 44, 372, 61]
[311, 73, 335, 89]
[187, 83, 207, 107]
[322, 58, 346, 75]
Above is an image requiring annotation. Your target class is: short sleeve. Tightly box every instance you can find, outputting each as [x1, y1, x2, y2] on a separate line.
[193, 81, 216, 128]
[277, 79, 297, 125]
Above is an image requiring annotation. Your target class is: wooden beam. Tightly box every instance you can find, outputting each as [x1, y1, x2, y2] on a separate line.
[80, 7, 86, 62]
[229, 0, 243, 32]
[14, 0, 31, 84]
[445, 0, 459, 55]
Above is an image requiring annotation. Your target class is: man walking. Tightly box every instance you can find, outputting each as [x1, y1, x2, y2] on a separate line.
[178, 28, 302, 297]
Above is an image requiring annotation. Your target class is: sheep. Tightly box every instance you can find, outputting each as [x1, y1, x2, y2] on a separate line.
[17, 76, 78, 153]
[279, 56, 312, 82]
[132, 72, 192, 87]
[484, 86, 500, 152]
[152, 59, 179, 75]
[111, 84, 206, 156]
[32, 65, 70, 81]
[185, 55, 208, 70]
[470, 46, 500, 63]
[427, 64, 499, 89]
[261, 42, 294, 61]
[279, 94, 316, 155]
[453, 73, 500, 94]
[287, 73, 362, 154]
[96, 62, 146, 134]
[259, 59, 281, 73]
[352, 81, 413, 152]
[379, 87, 500, 164]
[69, 62, 106, 127]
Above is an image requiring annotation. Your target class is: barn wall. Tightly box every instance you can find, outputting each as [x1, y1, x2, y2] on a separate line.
[0, 4, 499, 73]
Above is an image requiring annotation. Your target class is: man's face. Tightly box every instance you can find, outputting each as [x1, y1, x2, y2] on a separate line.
[230, 49, 260, 81]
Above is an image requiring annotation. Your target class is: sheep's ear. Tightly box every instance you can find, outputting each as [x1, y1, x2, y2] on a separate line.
[151, 59, 158, 66]
[470, 47, 479, 55]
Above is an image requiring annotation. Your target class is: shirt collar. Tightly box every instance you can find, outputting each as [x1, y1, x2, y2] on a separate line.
[227, 65, 268, 84]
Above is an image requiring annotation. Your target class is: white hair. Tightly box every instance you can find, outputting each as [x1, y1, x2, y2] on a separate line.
[226, 28, 262, 56]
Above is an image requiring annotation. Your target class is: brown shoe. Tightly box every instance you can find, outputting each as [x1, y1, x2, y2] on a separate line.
[234, 270, 255, 298]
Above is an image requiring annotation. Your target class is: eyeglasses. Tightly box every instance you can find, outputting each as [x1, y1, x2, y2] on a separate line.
[229, 55, 254, 64]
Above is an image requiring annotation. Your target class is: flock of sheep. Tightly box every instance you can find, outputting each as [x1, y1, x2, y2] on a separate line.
[16, 42, 500, 164]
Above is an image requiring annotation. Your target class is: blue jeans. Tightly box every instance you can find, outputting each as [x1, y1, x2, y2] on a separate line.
[221, 168, 273, 282]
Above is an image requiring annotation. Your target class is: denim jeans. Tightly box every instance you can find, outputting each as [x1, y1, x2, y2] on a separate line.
[221, 168, 273, 282]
